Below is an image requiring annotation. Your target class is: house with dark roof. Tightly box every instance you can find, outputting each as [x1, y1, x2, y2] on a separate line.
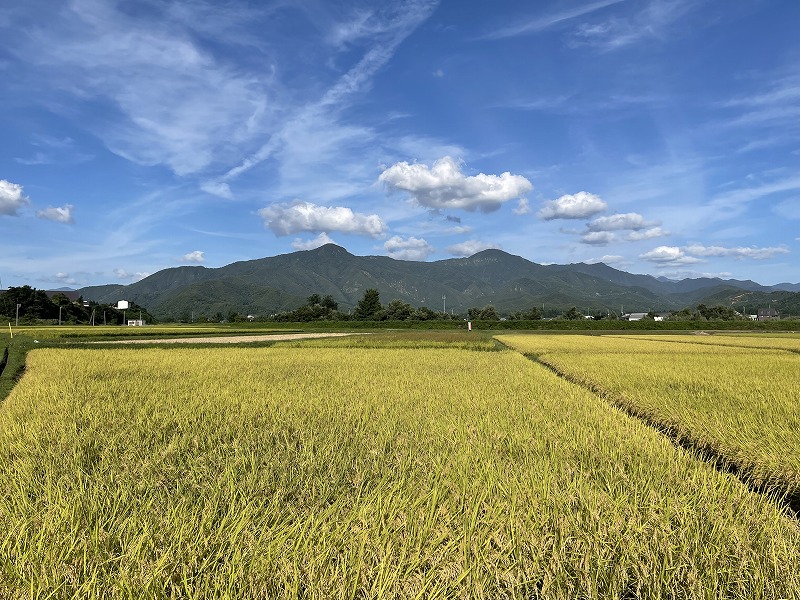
[757, 307, 779, 321]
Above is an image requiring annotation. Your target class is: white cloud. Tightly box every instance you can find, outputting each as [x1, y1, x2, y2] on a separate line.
[639, 246, 702, 265]
[587, 212, 659, 232]
[182, 250, 205, 263]
[52, 272, 80, 286]
[259, 201, 387, 237]
[383, 235, 434, 261]
[15, 3, 273, 177]
[580, 231, 616, 245]
[483, 0, 625, 39]
[201, 181, 233, 200]
[588, 255, 625, 265]
[379, 156, 532, 213]
[446, 239, 500, 257]
[659, 270, 733, 280]
[683, 244, 789, 260]
[0, 179, 29, 216]
[513, 198, 531, 215]
[223, 2, 438, 183]
[292, 232, 336, 251]
[569, 0, 697, 51]
[432, 68, 444, 78]
[538, 191, 607, 220]
[625, 227, 669, 241]
[36, 204, 74, 223]
[774, 197, 800, 220]
[113, 268, 150, 281]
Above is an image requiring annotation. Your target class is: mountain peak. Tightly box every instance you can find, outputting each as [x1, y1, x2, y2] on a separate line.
[306, 243, 351, 256]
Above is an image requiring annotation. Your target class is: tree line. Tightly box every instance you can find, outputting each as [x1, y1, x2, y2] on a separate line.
[268, 289, 762, 323]
[0, 286, 154, 325]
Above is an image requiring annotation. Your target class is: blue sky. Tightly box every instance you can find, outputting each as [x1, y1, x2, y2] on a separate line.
[1, 0, 799, 289]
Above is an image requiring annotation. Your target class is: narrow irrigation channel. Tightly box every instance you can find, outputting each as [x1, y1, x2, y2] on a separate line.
[0, 347, 8, 378]
[497, 342, 800, 519]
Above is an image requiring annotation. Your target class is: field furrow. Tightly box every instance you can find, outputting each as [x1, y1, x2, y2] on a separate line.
[497, 334, 800, 503]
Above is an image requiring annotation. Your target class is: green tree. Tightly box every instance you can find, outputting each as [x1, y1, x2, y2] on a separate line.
[354, 288, 382, 320]
[478, 305, 499, 321]
[383, 299, 413, 321]
[306, 293, 322, 306]
[410, 306, 438, 321]
[524, 306, 543, 320]
[562, 306, 583, 320]
[321, 295, 338, 311]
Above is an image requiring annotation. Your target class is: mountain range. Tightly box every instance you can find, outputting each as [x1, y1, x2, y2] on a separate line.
[77, 244, 800, 320]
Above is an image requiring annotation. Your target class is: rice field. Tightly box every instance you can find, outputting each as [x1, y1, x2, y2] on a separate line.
[497, 333, 800, 501]
[1, 339, 799, 598]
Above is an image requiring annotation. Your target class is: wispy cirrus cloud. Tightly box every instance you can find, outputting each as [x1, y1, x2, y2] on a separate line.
[482, 0, 626, 39]
[221, 0, 439, 189]
[7, 1, 273, 177]
[569, 0, 698, 51]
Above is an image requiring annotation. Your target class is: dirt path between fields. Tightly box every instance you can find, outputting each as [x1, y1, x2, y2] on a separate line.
[91, 332, 363, 345]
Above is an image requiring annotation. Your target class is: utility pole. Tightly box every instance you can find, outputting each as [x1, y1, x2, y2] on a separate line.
[442, 295, 446, 313]
[58, 306, 62, 325]
[15, 303, 20, 327]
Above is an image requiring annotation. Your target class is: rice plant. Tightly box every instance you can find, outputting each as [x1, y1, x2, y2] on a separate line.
[1, 346, 798, 598]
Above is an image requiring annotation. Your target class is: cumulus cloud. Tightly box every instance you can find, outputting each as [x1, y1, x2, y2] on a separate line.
[259, 201, 387, 237]
[36, 204, 74, 223]
[639, 246, 702, 265]
[513, 198, 532, 215]
[51, 272, 80, 286]
[182, 250, 205, 263]
[0, 179, 29, 216]
[113, 268, 150, 281]
[538, 191, 607, 220]
[587, 212, 658, 231]
[384, 235, 434, 261]
[379, 156, 532, 213]
[580, 231, 616, 245]
[640, 243, 788, 267]
[625, 226, 669, 241]
[588, 254, 625, 265]
[292, 232, 336, 251]
[446, 239, 500, 257]
[659, 269, 733, 280]
[683, 244, 789, 260]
